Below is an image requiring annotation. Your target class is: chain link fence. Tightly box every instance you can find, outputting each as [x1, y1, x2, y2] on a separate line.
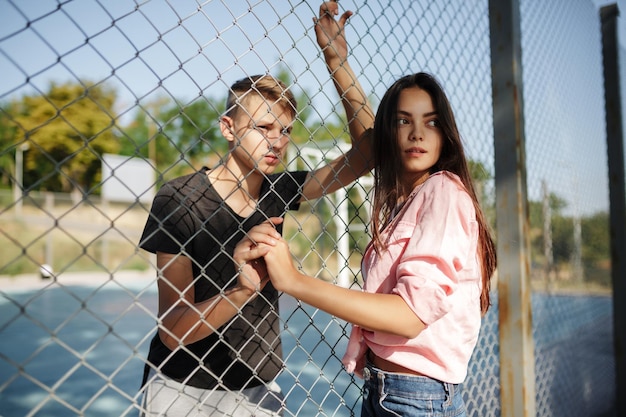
[0, 0, 619, 416]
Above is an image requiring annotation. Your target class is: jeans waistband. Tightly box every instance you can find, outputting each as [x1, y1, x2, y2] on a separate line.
[363, 361, 459, 400]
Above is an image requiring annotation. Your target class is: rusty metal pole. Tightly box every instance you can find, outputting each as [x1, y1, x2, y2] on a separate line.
[600, 4, 626, 415]
[488, 0, 536, 416]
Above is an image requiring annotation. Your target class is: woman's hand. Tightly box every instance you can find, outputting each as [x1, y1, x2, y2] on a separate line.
[262, 235, 302, 294]
[235, 218, 301, 294]
[233, 217, 283, 296]
[313, 1, 352, 66]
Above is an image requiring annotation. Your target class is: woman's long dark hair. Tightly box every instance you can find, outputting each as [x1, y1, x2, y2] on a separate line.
[371, 73, 497, 314]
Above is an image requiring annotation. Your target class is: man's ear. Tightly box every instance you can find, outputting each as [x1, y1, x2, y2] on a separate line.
[220, 115, 235, 143]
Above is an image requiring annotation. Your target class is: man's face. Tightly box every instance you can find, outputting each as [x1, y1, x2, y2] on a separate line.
[226, 94, 294, 174]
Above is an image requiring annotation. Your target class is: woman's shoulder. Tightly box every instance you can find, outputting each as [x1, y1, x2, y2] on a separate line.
[412, 171, 473, 214]
[422, 171, 466, 193]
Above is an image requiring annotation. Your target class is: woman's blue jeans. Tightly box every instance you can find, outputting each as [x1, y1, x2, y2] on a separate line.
[360, 362, 467, 417]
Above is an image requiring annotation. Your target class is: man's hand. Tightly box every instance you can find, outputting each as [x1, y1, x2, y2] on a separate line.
[233, 217, 283, 295]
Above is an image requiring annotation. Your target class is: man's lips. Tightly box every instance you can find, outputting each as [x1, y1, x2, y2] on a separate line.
[264, 153, 281, 164]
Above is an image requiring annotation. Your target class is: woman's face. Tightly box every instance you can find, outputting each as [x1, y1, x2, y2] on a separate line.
[394, 86, 443, 189]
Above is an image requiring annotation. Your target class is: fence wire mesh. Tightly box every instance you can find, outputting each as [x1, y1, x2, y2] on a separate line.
[0, 0, 618, 416]
[521, 0, 616, 415]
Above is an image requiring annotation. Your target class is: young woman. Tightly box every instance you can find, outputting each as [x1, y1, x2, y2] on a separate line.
[237, 72, 497, 416]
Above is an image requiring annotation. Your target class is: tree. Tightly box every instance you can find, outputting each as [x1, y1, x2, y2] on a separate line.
[468, 159, 495, 230]
[581, 211, 610, 286]
[116, 66, 351, 183]
[117, 96, 171, 161]
[7, 81, 120, 194]
[117, 92, 231, 180]
[0, 103, 20, 188]
[157, 96, 225, 176]
[274, 67, 352, 171]
[528, 192, 570, 265]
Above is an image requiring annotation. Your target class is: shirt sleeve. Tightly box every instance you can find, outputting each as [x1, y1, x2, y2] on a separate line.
[265, 171, 309, 212]
[139, 182, 194, 255]
[392, 175, 478, 325]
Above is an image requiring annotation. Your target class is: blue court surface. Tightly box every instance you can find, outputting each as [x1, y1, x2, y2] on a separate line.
[0, 273, 616, 417]
[0, 273, 360, 417]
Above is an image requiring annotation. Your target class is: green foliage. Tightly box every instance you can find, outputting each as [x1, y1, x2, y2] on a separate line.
[468, 159, 496, 232]
[116, 95, 226, 180]
[4, 81, 120, 193]
[527, 188, 611, 287]
[581, 212, 610, 266]
[551, 214, 575, 264]
[117, 64, 329, 181]
[528, 192, 573, 264]
[0, 75, 613, 285]
[569, 212, 610, 286]
[274, 67, 327, 146]
[0, 67, 351, 192]
[468, 159, 491, 183]
[117, 96, 169, 159]
[0, 107, 19, 188]
[159, 97, 226, 170]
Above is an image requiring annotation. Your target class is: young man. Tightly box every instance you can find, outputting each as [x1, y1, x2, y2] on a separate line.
[138, 2, 374, 416]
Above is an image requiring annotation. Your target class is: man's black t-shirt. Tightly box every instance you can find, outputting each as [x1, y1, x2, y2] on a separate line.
[139, 167, 308, 390]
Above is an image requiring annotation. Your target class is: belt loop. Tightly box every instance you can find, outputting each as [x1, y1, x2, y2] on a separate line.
[377, 370, 385, 397]
[443, 382, 454, 406]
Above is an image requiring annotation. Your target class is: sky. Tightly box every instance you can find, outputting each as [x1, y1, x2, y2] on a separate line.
[1, 0, 338, 114]
[0, 0, 622, 215]
[0, 1, 493, 121]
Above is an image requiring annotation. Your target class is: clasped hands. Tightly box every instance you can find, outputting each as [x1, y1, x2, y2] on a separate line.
[232, 217, 299, 295]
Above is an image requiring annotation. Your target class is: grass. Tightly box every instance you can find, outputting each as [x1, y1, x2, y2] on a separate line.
[0, 196, 367, 284]
[2, 194, 608, 295]
[0, 199, 152, 277]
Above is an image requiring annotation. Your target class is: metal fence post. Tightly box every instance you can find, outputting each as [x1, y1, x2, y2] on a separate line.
[600, 4, 626, 415]
[488, 1, 536, 416]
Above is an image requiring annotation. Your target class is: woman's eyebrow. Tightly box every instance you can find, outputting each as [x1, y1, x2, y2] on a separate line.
[396, 110, 438, 118]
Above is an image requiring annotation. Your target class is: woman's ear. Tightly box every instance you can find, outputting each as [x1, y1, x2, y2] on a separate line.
[220, 115, 236, 144]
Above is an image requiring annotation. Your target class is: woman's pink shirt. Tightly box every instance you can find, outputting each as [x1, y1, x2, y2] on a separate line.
[342, 171, 483, 384]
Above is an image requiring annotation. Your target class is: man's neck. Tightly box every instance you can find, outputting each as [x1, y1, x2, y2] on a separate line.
[207, 163, 264, 216]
